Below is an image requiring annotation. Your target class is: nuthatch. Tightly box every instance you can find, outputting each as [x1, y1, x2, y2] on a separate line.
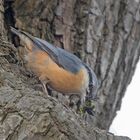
[10, 27, 98, 106]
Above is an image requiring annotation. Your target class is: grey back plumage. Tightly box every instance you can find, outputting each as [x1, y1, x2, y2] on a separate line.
[31, 37, 84, 74]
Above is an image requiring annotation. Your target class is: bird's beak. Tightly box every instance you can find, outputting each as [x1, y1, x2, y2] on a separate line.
[10, 26, 21, 36]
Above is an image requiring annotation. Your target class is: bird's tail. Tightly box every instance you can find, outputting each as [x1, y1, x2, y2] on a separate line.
[84, 64, 99, 100]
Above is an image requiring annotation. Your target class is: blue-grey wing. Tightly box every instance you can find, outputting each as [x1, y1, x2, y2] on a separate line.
[33, 37, 59, 62]
[10, 28, 84, 74]
[57, 47, 83, 73]
[33, 37, 83, 73]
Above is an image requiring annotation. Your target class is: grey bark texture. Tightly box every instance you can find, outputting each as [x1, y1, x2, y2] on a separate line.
[13, 0, 140, 130]
[0, 0, 139, 139]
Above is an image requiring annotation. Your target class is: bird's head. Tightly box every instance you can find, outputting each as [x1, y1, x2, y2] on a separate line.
[10, 27, 34, 52]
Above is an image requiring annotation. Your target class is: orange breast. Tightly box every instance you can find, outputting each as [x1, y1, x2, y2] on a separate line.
[25, 50, 88, 94]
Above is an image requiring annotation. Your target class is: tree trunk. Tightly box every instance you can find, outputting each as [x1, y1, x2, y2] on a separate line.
[0, 0, 139, 139]
[13, 0, 140, 130]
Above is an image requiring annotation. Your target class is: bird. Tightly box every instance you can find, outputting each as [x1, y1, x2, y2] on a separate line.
[10, 27, 98, 108]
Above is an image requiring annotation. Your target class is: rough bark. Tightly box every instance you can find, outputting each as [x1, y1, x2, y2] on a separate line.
[85, 0, 140, 129]
[0, 0, 139, 139]
[0, 13, 130, 140]
[0, 1, 6, 40]
[0, 33, 131, 139]
[12, 0, 140, 130]
[0, 49, 131, 140]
